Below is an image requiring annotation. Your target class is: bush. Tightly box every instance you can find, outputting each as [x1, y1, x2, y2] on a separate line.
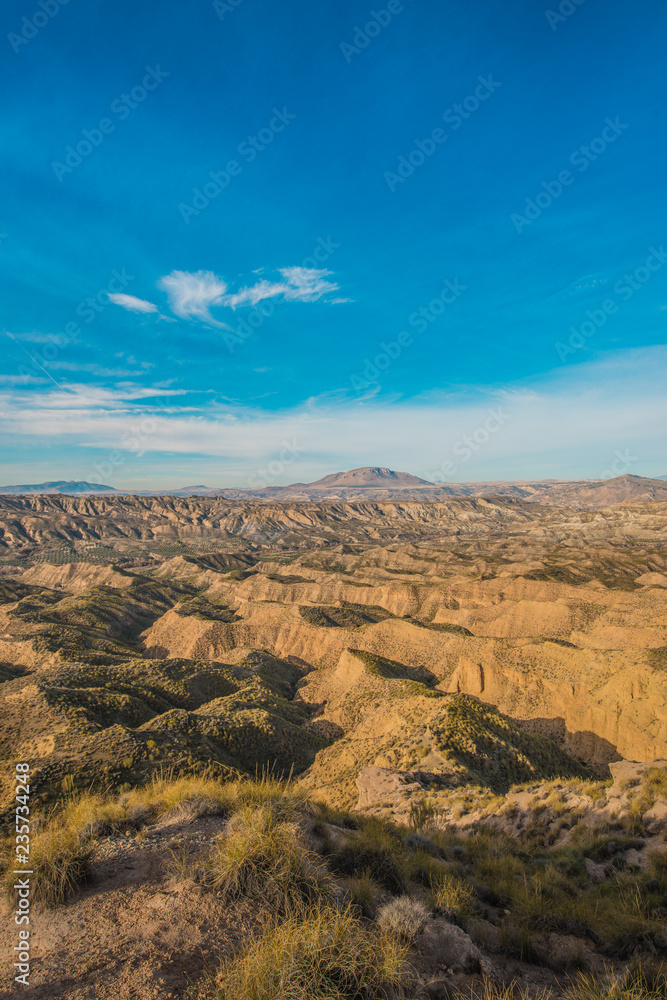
[199, 804, 331, 913]
[328, 819, 407, 894]
[347, 873, 379, 917]
[214, 904, 411, 999]
[565, 968, 667, 1000]
[1, 792, 126, 906]
[19, 826, 93, 906]
[431, 871, 475, 919]
[377, 895, 429, 941]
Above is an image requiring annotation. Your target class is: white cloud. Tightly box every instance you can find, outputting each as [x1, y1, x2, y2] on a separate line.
[275, 266, 339, 303]
[1, 347, 665, 483]
[158, 270, 231, 328]
[108, 293, 158, 314]
[157, 267, 341, 324]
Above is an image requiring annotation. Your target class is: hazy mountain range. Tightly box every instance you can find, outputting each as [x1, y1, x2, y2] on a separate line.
[1, 467, 667, 508]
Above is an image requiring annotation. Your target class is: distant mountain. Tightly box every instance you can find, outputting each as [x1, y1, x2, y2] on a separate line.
[0, 480, 116, 495]
[289, 467, 434, 490]
[171, 485, 217, 496]
[2, 470, 667, 507]
[221, 472, 667, 507]
[533, 474, 667, 506]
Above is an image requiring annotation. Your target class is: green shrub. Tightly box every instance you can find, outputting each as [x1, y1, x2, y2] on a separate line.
[328, 820, 407, 894]
[347, 872, 379, 917]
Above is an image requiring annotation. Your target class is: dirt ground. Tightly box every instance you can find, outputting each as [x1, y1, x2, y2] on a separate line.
[0, 814, 256, 1000]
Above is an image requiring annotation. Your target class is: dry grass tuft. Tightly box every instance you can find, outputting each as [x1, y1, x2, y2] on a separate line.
[564, 968, 667, 1000]
[2, 792, 127, 906]
[431, 870, 476, 918]
[199, 803, 331, 912]
[377, 895, 429, 941]
[213, 903, 411, 1000]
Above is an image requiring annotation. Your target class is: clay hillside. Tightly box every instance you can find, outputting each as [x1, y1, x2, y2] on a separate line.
[0, 484, 665, 999]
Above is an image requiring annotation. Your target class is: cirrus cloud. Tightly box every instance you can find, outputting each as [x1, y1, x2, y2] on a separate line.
[158, 270, 230, 328]
[156, 266, 341, 326]
[107, 293, 158, 314]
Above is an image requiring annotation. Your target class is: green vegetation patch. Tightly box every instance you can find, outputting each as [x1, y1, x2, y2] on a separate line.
[431, 694, 590, 792]
[8, 577, 197, 662]
[0, 580, 47, 605]
[265, 573, 310, 584]
[299, 601, 395, 629]
[404, 617, 474, 636]
[173, 596, 240, 623]
[0, 650, 327, 806]
[349, 648, 438, 691]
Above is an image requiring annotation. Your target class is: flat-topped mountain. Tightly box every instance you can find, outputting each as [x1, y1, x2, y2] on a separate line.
[289, 466, 434, 489]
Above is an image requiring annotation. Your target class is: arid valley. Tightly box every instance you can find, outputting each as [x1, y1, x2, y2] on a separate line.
[0, 471, 665, 999]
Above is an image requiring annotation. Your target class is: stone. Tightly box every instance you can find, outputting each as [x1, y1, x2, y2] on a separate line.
[416, 918, 483, 973]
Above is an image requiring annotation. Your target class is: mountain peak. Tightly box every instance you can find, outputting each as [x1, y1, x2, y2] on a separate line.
[0, 480, 116, 495]
[295, 467, 434, 489]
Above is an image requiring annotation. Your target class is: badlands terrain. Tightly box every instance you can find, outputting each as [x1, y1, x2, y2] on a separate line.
[0, 474, 666, 999]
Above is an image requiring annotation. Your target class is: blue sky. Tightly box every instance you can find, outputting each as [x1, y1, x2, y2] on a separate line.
[1, 0, 666, 487]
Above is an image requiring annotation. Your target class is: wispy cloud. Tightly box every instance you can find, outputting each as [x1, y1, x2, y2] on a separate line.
[224, 267, 339, 307]
[1, 347, 665, 482]
[158, 270, 231, 328]
[546, 272, 611, 304]
[108, 293, 158, 314]
[157, 266, 341, 326]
